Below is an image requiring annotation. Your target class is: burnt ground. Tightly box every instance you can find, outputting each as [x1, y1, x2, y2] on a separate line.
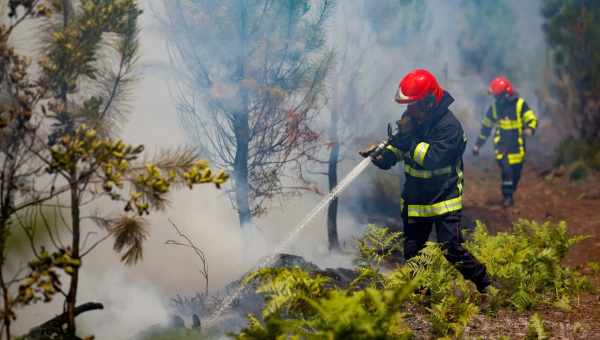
[459, 156, 600, 339]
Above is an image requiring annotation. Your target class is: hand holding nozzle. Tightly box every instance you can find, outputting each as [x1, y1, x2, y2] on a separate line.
[359, 141, 388, 159]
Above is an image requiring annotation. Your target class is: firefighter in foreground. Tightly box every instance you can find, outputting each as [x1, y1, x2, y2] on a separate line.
[472, 76, 538, 207]
[360, 69, 492, 293]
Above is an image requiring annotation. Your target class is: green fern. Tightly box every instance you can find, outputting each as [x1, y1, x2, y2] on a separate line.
[233, 219, 592, 339]
[356, 224, 402, 267]
[526, 313, 548, 340]
[587, 261, 600, 275]
[244, 267, 331, 318]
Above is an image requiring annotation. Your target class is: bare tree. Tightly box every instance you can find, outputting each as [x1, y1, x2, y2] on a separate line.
[163, 0, 335, 227]
[166, 219, 209, 296]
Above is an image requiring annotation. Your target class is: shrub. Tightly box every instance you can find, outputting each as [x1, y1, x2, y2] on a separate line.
[554, 137, 600, 172]
[233, 220, 591, 339]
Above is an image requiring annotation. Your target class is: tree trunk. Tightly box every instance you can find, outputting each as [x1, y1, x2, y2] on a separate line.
[327, 110, 340, 250]
[232, 2, 252, 228]
[0, 143, 17, 340]
[65, 174, 80, 336]
[233, 113, 252, 227]
[0, 218, 11, 340]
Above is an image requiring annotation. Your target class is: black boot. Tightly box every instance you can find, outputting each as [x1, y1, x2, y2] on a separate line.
[475, 274, 491, 293]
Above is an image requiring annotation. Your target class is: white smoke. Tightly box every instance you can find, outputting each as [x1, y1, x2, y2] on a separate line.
[12, 0, 550, 338]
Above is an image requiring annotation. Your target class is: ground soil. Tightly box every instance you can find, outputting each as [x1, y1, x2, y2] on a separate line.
[458, 156, 600, 339]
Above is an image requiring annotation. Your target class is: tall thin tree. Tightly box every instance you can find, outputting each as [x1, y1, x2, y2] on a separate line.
[163, 0, 334, 226]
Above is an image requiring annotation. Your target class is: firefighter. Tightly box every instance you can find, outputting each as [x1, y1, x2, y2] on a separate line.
[472, 76, 538, 207]
[360, 69, 492, 293]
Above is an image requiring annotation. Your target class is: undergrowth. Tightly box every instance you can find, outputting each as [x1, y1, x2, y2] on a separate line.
[232, 220, 592, 339]
[554, 137, 600, 179]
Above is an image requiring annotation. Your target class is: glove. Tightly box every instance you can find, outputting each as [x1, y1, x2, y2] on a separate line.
[472, 145, 480, 156]
[371, 149, 397, 170]
[359, 144, 379, 158]
[359, 144, 397, 170]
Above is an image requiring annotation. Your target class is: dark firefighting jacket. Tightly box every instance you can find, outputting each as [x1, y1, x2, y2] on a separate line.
[383, 91, 466, 218]
[475, 95, 538, 164]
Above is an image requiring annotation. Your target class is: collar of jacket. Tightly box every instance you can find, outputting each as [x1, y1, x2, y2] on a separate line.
[496, 93, 519, 106]
[417, 91, 454, 133]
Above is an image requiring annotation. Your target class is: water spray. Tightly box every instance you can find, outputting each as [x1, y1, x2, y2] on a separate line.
[204, 157, 372, 327]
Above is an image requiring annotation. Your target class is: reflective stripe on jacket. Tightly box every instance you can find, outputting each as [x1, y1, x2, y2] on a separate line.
[476, 96, 538, 165]
[387, 91, 466, 218]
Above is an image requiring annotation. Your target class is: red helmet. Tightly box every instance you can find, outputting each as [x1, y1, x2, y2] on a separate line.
[395, 69, 444, 105]
[488, 76, 514, 96]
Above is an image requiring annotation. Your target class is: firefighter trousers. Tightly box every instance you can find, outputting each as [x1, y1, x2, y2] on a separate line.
[402, 210, 490, 290]
[498, 159, 524, 199]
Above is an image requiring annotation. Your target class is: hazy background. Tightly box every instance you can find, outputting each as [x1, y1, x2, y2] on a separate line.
[14, 0, 549, 338]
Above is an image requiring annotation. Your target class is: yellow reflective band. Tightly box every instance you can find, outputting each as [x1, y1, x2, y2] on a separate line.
[516, 98, 525, 115]
[498, 118, 522, 130]
[492, 103, 498, 120]
[385, 145, 403, 160]
[404, 164, 452, 179]
[528, 120, 537, 129]
[518, 137, 524, 146]
[478, 133, 488, 140]
[523, 110, 535, 122]
[508, 147, 525, 164]
[496, 152, 504, 160]
[413, 142, 430, 166]
[493, 134, 500, 144]
[482, 117, 493, 128]
[407, 196, 463, 217]
[523, 110, 537, 129]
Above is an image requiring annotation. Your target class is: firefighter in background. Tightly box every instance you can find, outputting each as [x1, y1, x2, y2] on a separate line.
[472, 76, 538, 207]
[360, 69, 492, 293]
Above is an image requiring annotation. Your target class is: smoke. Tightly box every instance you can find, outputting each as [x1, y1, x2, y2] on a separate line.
[75, 269, 169, 339]
[11, 0, 552, 338]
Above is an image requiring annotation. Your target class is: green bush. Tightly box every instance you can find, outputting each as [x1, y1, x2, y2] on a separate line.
[233, 221, 591, 339]
[554, 137, 600, 171]
[466, 220, 591, 312]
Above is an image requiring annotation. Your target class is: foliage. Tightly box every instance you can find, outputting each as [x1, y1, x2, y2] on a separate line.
[17, 247, 79, 305]
[243, 267, 331, 319]
[466, 220, 590, 312]
[554, 136, 600, 172]
[542, 0, 600, 142]
[233, 219, 591, 339]
[235, 285, 417, 340]
[428, 294, 478, 339]
[526, 313, 548, 340]
[356, 224, 402, 268]
[587, 261, 600, 275]
[386, 243, 480, 338]
[0, 0, 229, 337]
